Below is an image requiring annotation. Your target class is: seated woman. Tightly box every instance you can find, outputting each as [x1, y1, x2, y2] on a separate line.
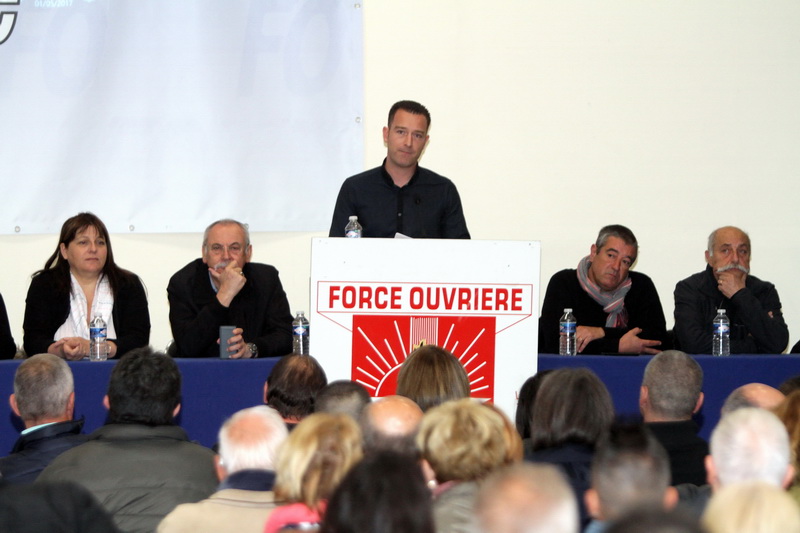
[395, 345, 470, 412]
[23, 213, 150, 359]
[264, 413, 363, 533]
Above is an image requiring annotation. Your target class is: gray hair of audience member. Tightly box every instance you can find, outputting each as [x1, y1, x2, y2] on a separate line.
[606, 507, 704, 533]
[720, 383, 784, 416]
[315, 380, 371, 420]
[217, 405, 288, 474]
[476, 462, 579, 533]
[706, 226, 749, 255]
[202, 218, 250, 249]
[642, 350, 703, 420]
[395, 345, 470, 412]
[709, 407, 792, 488]
[596, 225, 639, 255]
[589, 423, 673, 520]
[701, 481, 800, 533]
[13, 353, 74, 421]
[360, 395, 423, 457]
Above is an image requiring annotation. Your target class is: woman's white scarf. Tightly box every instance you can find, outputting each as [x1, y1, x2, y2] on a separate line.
[54, 273, 117, 340]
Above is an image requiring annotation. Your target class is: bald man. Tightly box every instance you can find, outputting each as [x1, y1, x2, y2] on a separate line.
[674, 226, 788, 354]
[721, 383, 785, 415]
[360, 395, 423, 456]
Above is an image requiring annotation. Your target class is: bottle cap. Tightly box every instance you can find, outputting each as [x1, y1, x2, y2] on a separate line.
[349, 215, 357, 221]
[564, 308, 572, 313]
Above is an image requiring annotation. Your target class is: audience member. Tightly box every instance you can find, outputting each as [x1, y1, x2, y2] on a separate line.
[720, 383, 784, 415]
[264, 413, 362, 533]
[315, 380, 371, 420]
[0, 293, 16, 359]
[674, 226, 788, 354]
[23, 212, 150, 359]
[264, 353, 328, 427]
[514, 370, 552, 440]
[702, 482, 800, 533]
[38, 348, 218, 533]
[328, 100, 470, 239]
[157, 405, 289, 533]
[539, 224, 667, 354]
[778, 374, 800, 396]
[605, 507, 704, 533]
[584, 423, 677, 533]
[0, 353, 87, 484]
[396, 344, 470, 412]
[639, 350, 708, 485]
[475, 463, 579, 533]
[0, 479, 120, 533]
[321, 451, 435, 533]
[524, 367, 614, 527]
[360, 394, 423, 457]
[416, 398, 522, 533]
[167, 218, 293, 358]
[773, 390, 800, 505]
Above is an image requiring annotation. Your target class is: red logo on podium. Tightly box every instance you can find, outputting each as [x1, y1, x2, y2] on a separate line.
[350, 315, 496, 401]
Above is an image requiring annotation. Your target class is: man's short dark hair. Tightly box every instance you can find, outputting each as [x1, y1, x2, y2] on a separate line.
[642, 350, 703, 420]
[596, 225, 638, 256]
[388, 100, 431, 130]
[315, 380, 371, 420]
[266, 354, 328, 420]
[107, 347, 181, 426]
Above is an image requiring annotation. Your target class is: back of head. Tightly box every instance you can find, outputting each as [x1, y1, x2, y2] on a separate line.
[779, 374, 800, 396]
[710, 407, 791, 487]
[274, 412, 363, 509]
[721, 383, 784, 415]
[591, 423, 672, 520]
[13, 353, 73, 423]
[606, 508, 703, 533]
[218, 405, 288, 475]
[266, 354, 328, 420]
[395, 345, 470, 412]
[476, 462, 579, 533]
[360, 395, 423, 457]
[642, 351, 703, 420]
[315, 380, 371, 420]
[321, 451, 435, 533]
[702, 482, 800, 533]
[515, 370, 553, 440]
[416, 398, 519, 483]
[530, 368, 614, 450]
[773, 390, 800, 484]
[107, 347, 180, 426]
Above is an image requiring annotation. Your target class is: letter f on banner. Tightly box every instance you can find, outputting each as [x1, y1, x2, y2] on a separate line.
[0, 0, 19, 46]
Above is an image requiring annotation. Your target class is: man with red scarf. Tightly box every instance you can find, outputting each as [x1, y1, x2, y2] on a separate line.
[539, 225, 667, 355]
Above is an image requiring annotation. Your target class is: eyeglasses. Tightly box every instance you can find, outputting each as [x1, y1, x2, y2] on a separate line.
[207, 243, 244, 255]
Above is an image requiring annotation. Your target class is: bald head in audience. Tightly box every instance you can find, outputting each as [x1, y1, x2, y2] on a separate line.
[720, 383, 784, 415]
[360, 395, 423, 456]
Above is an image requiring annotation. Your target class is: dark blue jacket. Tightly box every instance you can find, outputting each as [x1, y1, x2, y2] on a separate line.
[0, 418, 87, 484]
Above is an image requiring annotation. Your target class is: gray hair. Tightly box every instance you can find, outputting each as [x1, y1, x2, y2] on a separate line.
[707, 226, 750, 256]
[13, 353, 74, 421]
[642, 350, 703, 420]
[595, 225, 638, 256]
[710, 407, 790, 487]
[202, 219, 250, 249]
[476, 463, 579, 533]
[218, 405, 288, 474]
[315, 380, 371, 421]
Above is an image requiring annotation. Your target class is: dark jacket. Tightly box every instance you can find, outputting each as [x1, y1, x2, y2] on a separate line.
[167, 259, 293, 358]
[674, 266, 788, 354]
[0, 293, 16, 359]
[23, 269, 151, 357]
[646, 420, 709, 486]
[539, 269, 667, 354]
[0, 418, 87, 484]
[37, 423, 218, 533]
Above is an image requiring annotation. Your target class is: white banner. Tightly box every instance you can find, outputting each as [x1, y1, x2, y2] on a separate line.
[0, 0, 363, 234]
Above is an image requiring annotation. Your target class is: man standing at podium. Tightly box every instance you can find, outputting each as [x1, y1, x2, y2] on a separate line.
[328, 100, 470, 239]
[538, 225, 667, 354]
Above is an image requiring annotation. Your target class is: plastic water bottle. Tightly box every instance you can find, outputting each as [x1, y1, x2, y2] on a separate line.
[559, 308, 577, 356]
[89, 313, 109, 361]
[345, 216, 362, 238]
[712, 309, 730, 357]
[292, 311, 310, 355]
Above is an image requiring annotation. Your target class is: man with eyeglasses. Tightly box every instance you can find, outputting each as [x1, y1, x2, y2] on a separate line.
[167, 219, 293, 358]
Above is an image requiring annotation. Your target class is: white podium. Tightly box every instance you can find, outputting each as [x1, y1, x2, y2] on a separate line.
[309, 238, 540, 417]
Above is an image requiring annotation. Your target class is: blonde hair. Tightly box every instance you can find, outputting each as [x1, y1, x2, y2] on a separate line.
[417, 399, 520, 482]
[274, 413, 362, 510]
[702, 481, 800, 533]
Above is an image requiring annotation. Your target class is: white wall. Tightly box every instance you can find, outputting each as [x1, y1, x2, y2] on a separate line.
[3, 1, 799, 354]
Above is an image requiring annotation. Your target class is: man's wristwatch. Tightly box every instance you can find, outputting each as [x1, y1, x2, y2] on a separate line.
[247, 343, 259, 358]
